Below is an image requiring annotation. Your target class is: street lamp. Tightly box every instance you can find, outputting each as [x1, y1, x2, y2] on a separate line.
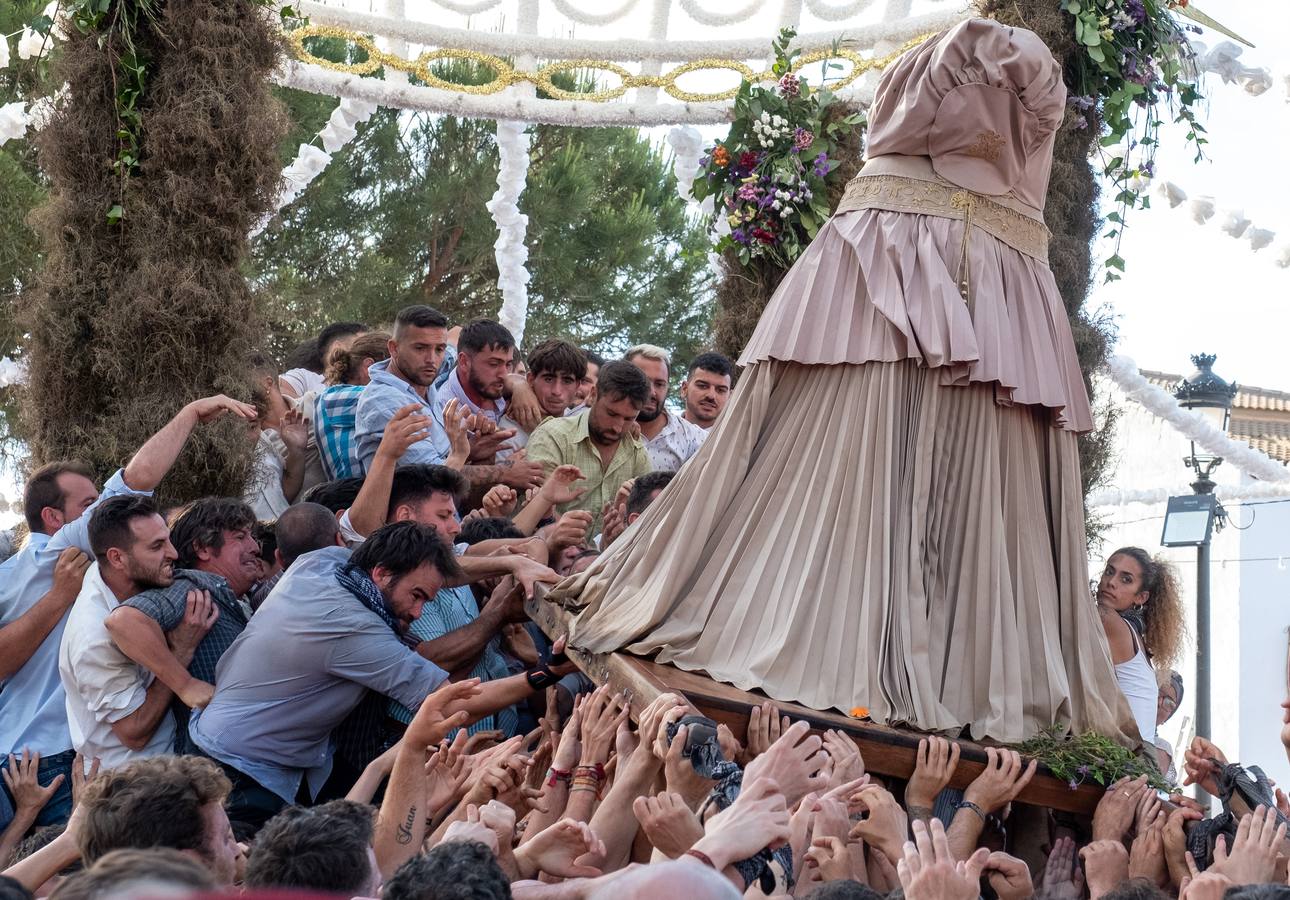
[1163, 353, 1236, 804]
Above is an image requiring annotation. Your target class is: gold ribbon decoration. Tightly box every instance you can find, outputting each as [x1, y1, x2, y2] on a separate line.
[285, 25, 932, 104]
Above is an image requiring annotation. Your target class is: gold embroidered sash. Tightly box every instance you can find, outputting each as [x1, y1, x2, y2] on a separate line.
[834, 172, 1051, 263]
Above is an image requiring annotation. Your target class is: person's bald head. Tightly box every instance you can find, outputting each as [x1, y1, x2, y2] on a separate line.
[274, 503, 343, 568]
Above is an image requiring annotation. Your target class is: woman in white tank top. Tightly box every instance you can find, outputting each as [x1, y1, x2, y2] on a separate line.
[1095, 548, 1187, 747]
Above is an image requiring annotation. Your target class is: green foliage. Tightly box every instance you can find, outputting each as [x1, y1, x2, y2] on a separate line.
[690, 28, 863, 269]
[251, 60, 715, 366]
[1061, 0, 1205, 282]
[1015, 726, 1167, 791]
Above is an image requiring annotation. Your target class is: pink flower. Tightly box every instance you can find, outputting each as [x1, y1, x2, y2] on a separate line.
[793, 127, 814, 150]
[778, 73, 800, 98]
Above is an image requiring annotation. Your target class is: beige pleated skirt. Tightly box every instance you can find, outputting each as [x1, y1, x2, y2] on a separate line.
[547, 207, 1140, 748]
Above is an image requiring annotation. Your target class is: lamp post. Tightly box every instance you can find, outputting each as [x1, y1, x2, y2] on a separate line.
[1172, 354, 1237, 800]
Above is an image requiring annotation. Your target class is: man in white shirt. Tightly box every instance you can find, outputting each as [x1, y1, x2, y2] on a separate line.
[625, 344, 707, 472]
[59, 496, 214, 769]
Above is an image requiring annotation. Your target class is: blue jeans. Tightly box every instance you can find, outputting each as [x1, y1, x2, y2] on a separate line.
[0, 748, 75, 833]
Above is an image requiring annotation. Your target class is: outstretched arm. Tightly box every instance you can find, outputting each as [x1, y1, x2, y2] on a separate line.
[123, 395, 257, 491]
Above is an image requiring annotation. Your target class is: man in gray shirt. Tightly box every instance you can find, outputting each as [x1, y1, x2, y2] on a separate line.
[190, 521, 575, 833]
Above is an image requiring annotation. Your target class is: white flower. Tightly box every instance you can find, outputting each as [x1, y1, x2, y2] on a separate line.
[0, 36, 9, 70]
[17, 28, 48, 60]
[42, 1, 68, 40]
[0, 102, 27, 144]
[771, 200, 781, 210]
[760, 112, 770, 123]
[752, 121, 763, 134]
[780, 207, 791, 217]
[804, 189, 813, 199]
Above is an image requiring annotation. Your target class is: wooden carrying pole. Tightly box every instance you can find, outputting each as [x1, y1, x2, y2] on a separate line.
[529, 594, 1105, 816]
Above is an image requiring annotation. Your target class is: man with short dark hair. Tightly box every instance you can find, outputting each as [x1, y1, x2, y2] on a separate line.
[0, 395, 254, 829]
[626, 344, 706, 472]
[354, 307, 541, 493]
[528, 361, 652, 532]
[569, 350, 603, 415]
[105, 500, 259, 730]
[437, 320, 516, 427]
[59, 497, 211, 768]
[383, 841, 511, 900]
[498, 339, 586, 458]
[190, 521, 574, 832]
[680, 351, 734, 430]
[245, 800, 378, 897]
[625, 471, 675, 525]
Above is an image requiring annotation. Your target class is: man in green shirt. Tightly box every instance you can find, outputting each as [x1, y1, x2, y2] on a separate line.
[526, 360, 652, 533]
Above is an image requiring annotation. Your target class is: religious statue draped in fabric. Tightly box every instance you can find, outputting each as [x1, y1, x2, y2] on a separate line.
[546, 18, 1141, 748]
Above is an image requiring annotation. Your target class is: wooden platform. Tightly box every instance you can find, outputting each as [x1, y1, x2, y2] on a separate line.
[528, 594, 1104, 816]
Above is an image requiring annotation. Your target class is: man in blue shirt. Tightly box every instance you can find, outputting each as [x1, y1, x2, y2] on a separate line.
[189, 522, 576, 834]
[0, 394, 256, 832]
[353, 305, 543, 493]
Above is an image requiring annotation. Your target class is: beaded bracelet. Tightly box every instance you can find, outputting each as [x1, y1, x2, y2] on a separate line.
[574, 763, 605, 782]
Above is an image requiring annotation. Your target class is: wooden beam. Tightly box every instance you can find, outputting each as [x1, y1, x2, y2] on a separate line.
[529, 595, 1103, 816]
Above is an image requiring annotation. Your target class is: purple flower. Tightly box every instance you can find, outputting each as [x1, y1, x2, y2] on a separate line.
[732, 227, 750, 245]
[1068, 94, 1096, 111]
[1125, 0, 1146, 24]
[812, 152, 830, 177]
[793, 127, 814, 150]
[778, 72, 800, 98]
[1068, 778, 1079, 790]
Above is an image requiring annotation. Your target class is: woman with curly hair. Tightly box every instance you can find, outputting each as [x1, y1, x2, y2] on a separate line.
[1096, 547, 1187, 745]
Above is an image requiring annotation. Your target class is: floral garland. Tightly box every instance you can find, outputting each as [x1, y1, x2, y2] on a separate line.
[1061, 0, 1209, 282]
[689, 28, 867, 267]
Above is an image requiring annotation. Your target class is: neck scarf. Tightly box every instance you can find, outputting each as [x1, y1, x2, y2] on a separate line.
[335, 562, 399, 635]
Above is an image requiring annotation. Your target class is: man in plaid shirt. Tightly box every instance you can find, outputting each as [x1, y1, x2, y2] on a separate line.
[104, 499, 260, 753]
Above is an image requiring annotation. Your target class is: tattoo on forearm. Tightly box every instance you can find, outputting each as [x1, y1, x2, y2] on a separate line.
[396, 807, 417, 845]
[906, 804, 935, 824]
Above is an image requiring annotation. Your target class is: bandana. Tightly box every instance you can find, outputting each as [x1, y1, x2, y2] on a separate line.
[336, 562, 401, 635]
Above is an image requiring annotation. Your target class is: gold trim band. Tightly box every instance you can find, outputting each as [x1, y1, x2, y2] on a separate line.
[835, 173, 1051, 262]
[285, 25, 932, 104]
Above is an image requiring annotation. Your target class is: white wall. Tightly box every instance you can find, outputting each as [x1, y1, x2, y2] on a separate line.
[1092, 379, 1290, 792]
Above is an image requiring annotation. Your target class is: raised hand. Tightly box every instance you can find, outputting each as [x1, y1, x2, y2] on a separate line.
[377, 403, 433, 464]
[425, 739, 469, 815]
[743, 720, 829, 809]
[185, 394, 258, 425]
[515, 818, 606, 878]
[1091, 775, 1149, 842]
[442, 804, 499, 853]
[579, 687, 628, 767]
[1183, 736, 1229, 798]
[50, 548, 91, 606]
[538, 465, 589, 506]
[821, 729, 865, 789]
[985, 851, 1035, 900]
[498, 451, 545, 491]
[407, 677, 482, 749]
[441, 400, 472, 468]
[1128, 807, 1168, 888]
[906, 736, 960, 813]
[480, 483, 518, 519]
[744, 701, 789, 764]
[70, 753, 101, 811]
[167, 590, 218, 657]
[1036, 837, 1084, 900]
[1079, 840, 1129, 900]
[804, 834, 854, 884]
[2, 750, 64, 817]
[278, 407, 308, 454]
[963, 747, 1037, 816]
[545, 510, 593, 554]
[1209, 805, 1286, 886]
[632, 791, 704, 858]
[506, 377, 544, 434]
[849, 784, 909, 863]
[691, 776, 791, 869]
[897, 818, 989, 900]
[658, 724, 717, 809]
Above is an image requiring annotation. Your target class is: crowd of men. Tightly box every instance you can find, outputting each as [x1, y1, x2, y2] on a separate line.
[0, 307, 1288, 900]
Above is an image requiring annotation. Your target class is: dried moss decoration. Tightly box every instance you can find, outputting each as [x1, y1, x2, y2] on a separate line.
[21, 0, 288, 503]
[1016, 726, 1169, 792]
